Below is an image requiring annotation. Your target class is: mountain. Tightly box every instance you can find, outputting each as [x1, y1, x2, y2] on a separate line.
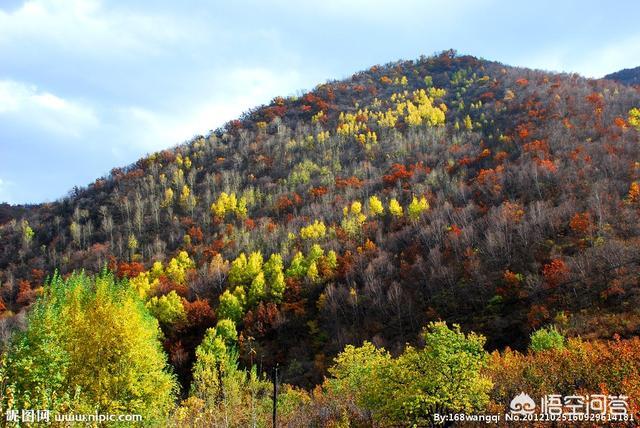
[605, 65, 640, 85]
[2, 50, 640, 395]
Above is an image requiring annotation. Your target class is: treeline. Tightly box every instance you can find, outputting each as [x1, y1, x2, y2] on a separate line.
[2, 272, 638, 426]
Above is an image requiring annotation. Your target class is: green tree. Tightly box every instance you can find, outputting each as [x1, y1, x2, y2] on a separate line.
[264, 254, 286, 302]
[215, 319, 238, 345]
[286, 252, 306, 279]
[529, 325, 565, 352]
[236, 196, 248, 219]
[407, 196, 429, 221]
[21, 220, 34, 248]
[327, 341, 392, 413]
[1, 272, 177, 423]
[326, 322, 491, 426]
[218, 289, 244, 323]
[247, 271, 266, 307]
[146, 290, 187, 326]
[390, 322, 491, 424]
[325, 250, 338, 271]
[229, 252, 263, 288]
[186, 329, 271, 427]
[190, 328, 229, 401]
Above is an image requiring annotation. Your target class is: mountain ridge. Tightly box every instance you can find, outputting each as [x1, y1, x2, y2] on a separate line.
[3, 58, 638, 208]
[605, 65, 640, 86]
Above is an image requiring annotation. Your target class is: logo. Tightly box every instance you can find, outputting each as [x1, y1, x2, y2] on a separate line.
[510, 392, 536, 415]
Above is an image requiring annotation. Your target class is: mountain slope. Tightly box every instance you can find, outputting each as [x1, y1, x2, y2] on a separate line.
[2, 50, 640, 390]
[606, 66, 640, 85]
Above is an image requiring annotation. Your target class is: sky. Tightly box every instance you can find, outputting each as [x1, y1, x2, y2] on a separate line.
[1, 0, 639, 204]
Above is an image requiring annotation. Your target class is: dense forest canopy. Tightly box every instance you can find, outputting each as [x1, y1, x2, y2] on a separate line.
[1, 50, 640, 425]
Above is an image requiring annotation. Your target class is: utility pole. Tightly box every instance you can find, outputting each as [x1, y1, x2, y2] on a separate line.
[272, 364, 278, 428]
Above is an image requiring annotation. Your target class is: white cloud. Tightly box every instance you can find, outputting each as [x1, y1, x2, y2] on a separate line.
[108, 67, 305, 156]
[0, 0, 186, 59]
[510, 34, 640, 79]
[0, 0, 308, 157]
[580, 35, 640, 78]
[0, 79, 98, 137]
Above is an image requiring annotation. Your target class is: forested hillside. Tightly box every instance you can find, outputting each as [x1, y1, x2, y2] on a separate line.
[2, 51, 640, 425]
[606, 66, 640, 86]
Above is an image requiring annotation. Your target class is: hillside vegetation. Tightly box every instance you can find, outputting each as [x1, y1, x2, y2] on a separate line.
[2, 50, 640, 425]
[606, 66, 640, 86]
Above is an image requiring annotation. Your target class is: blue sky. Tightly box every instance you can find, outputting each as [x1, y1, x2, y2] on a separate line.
[1, 0, 639, 204]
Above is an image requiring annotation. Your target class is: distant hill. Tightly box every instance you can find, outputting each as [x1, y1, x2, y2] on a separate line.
[1, 50, 640, 392]
[0, 203, 30, 226]
[605, 66, 640, 85]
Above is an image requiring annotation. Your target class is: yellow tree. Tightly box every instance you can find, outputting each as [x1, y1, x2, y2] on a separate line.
[629, 107, 640, 130]
[1, 272, 177, 422]
[179, 185, 197, 212]
[389, 198, 403, 218]
[408, 196, 429, 221]
[368, 195, 384, 216]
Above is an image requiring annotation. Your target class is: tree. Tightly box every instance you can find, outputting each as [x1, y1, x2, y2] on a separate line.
[286, 252, 306, 279]
[162, 188, 174, 208]
[464, 114, 473, 130]
[130, 270, 160, 299]
[529, 326, 565, 352]
[247, 271, 266, 307]
[542, 258, 569, 287]
[21, 220, 34, 249]
[166, 251, 195, 285]
[190, 327, 229, 400]
[146, 290, 187, 326]
[236, 196, 248, 219]
[629, 107, 640, 130]
[185, 328, 271, 427]
[211, 192, 246, 220]
[327, 341, 392, 414]
[389, 198, 403, 218]
[215, 319, 238, 345]
[368, 195, 384, 216]
[407, 196, 429, 221]
[488, 336, 640, 416]
[628, 182, 640, 204]
[264, 254, 286, 302]
[179, 185, 197, 212]
[70, 221, 81, 247]
[299, 220, 326, 240]
[326, 322, 491, 425]
[341, 202, 367, 237]
[1, 272, 177, 422]
[389, 322, 491, 424]
[128, 234, 138, 260]
[229, 252, 263, 288]
[306, 261, 319, 283]
[217, 289, 244, 322]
